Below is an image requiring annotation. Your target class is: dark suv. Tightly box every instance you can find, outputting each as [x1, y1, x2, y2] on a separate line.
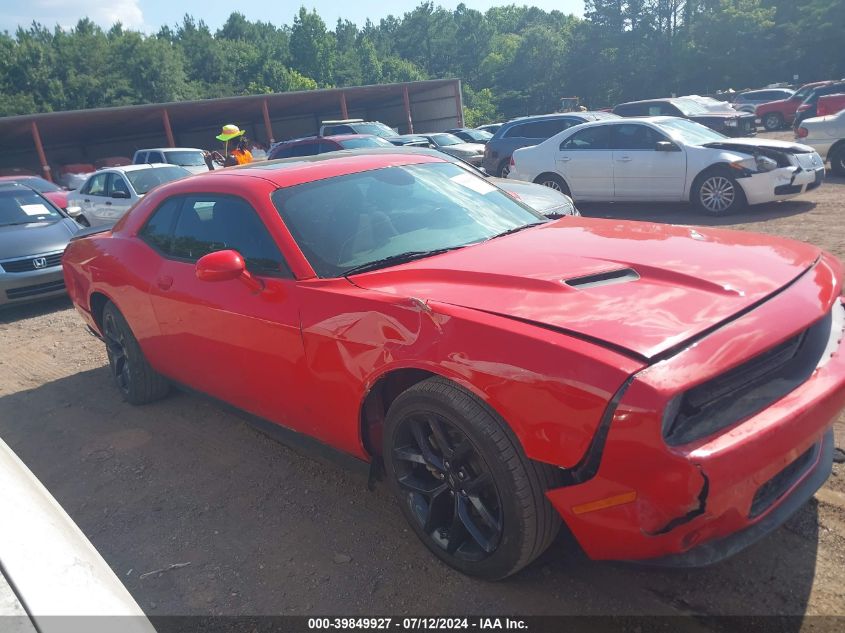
[267, 135, 394, 160]
[613, 98, 756, 137]
[481, 112, 620, 177]
[793, 82, 845, 129]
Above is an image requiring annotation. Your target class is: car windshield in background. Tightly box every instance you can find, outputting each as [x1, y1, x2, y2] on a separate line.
[126, 166, 190, 195]
[163, 151, 206, 167]
[338, 137, 395, 149]
[674, 99, 710, 116]
[430, 134, 463, 147]
[272, 162, 546, 278]
[354, 123, 397, 137]
[793, 86, 815, 101]
[462, 129, 493, 141]
[19, 177, 62, 193]
[0, 189, 62, 226]
[656, 118, 727, 144]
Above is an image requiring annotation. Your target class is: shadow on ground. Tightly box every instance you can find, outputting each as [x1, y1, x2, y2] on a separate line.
[0, 368, 822, 623]
[0, 296, 72, 323]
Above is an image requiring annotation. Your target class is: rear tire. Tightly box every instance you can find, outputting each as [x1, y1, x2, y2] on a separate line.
[383, 377, 561, 580]
[498, 160, 511, 178]
[534, 173, 571, 197]
[692, 168, 747, 215]
[762, 113, 783, 131]
[829, 145, 845, 177]
[102, 301, 170, 405]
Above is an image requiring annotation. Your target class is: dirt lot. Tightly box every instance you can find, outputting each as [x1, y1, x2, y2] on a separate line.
[1, 131, 844, 625]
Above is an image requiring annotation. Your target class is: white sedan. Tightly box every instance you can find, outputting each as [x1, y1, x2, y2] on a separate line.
[67, 164, 190, 227]
[508, 117, 825, 214]
[797, 110, 845, 176]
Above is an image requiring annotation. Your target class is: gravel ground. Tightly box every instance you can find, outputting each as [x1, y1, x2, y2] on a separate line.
[1, 131, 843, 625]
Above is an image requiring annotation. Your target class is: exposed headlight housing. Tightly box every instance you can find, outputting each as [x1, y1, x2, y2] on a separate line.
[730, 155, 778, 174]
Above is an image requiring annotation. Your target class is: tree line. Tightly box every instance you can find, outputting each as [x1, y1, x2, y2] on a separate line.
[1, 0, 842, 126]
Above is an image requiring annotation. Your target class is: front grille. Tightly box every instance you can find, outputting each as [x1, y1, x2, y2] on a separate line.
[5, 279, 66, 300]
[663, 306, 839, 446]
[0, 252, 63, 273]
[749, 443, 818, 518]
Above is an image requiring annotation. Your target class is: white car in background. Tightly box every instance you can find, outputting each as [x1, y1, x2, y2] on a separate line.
[67, 164, 190, 227]
[508, 117, 825, 214]
[797, 110, 845, 176]
[680, 95, 738, 113]
[1, 436, 155, 632]
[133, 147, 209, 174]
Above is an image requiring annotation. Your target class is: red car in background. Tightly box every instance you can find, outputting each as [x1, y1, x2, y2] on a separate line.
[0, 175, 70, 210]
[817, 93, 845, 117]
[62, 151, 845, 579]
[755, 81, 835, 131]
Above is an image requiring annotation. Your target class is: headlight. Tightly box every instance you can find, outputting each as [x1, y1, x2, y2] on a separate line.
[730, 155, 778, 173]
[754, 155, 778, 172]
[546, 197, 579, 218]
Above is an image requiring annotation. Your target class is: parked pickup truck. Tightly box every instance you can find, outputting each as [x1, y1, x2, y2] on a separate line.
[755, 81, 836, 131]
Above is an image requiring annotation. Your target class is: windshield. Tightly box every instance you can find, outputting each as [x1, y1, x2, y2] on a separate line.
[429, 134, 463, 147]
[460, 129, 492, 141]
[655, 118, 727, 144]
[272, 162, 545, 277]
[338, 136, 395, 149]
[126, 166, 190, 195]
[353, 123, 397, 138]
[18, 177, 61, 193]
[163, 151, 206, 167]
[673, 99, 709, 116]
[0, 189, 63, 226]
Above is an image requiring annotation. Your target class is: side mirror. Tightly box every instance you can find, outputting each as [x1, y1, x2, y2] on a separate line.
[655, 141, 680, 152]
[111, 191, 130, 199]
[196, 249, 263, 292]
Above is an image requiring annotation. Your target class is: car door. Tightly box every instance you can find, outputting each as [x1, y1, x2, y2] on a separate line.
[93, 173, 135, 224]
[554, 125, 613, 200]
[81, 172, 111, 225]
[142, 193, 306, 428]
[610, 123, 686, 201]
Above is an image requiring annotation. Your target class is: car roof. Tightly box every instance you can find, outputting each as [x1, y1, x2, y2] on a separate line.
[504, 111, 616, 124]
[135, 147, 204, 153]
[276, 134, 377, 145]
[95, 164, 180, 175]
[162, 149, 446, 191]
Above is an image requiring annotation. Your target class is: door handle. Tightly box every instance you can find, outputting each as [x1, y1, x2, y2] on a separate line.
[616, 156, 632, 162]
[105, 201, 112, 206]
[84, 199, 90, 203]
[156, 275, 173, 291]
[558, 156, 571, 162]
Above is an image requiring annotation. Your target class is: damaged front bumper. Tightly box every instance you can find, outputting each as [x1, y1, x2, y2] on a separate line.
[546, 262, 845, 564]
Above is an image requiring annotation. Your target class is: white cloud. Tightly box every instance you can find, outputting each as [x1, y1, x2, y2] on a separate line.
[2, 0, 145, 33]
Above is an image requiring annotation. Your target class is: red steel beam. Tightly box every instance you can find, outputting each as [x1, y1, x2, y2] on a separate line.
[262, 99, 275, 143]
[30, 121, 52, 182]
[339, 91, 349, 120]
[161, 108, 175, 148]
[403, 85, 414, 134]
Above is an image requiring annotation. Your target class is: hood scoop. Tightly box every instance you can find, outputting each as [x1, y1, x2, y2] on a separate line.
[564, 268, 640, 289]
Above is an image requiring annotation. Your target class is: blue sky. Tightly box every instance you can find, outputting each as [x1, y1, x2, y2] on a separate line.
[1, 0, 584, 34]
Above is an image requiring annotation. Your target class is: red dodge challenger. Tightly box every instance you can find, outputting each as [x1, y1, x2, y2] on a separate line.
[62, 151, 845, 579]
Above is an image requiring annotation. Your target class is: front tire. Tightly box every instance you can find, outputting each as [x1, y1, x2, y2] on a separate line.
[829, 145, 845, 177]
[692, 168, 747, 215]
[102, 302, 170, 405]
[534, 173, 571, 197]
[762, 113, 783, 131]
[383, 377, 561, 580]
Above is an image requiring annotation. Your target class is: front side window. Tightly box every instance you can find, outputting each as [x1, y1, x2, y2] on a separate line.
[271, 162, 545, 278]
[169, 195, 289, 275]
[139, 197, 181, 253]
[87, 173, 109, 196]
[560, 126, 611, 150]
[611, 124, 669, 150]
[147, 152, 165, 163]
[108, 174, 132, 197]
[503, 124, 526, 138]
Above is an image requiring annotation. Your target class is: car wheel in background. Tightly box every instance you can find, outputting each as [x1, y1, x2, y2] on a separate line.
[498, 160, 511, 178]
[383, 377, 561, 580]
[762, 113, 783, 131]
[102, 301, 170, 405]
[692, 168, 747, 215]
[829, 145, 845, 177]
[534, 173, 571, 197]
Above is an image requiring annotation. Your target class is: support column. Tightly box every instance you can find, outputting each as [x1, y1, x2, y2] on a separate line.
[402, 85, 414, 134]
[339, 91, 349, 120]
[30, 121, 52, 182]
[161, 108, 175, 147]
[262, 99, 275, 144]
[453, 79, 464, 128]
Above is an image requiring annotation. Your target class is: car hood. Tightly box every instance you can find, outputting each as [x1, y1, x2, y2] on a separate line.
[701, 138, 816, 154]
[349, 219, 821, 360]
[0, 219, 77, 260]
[691, 112, 754, 120]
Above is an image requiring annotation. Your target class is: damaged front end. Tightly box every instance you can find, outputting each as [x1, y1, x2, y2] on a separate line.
[544, 262, 845, 565]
